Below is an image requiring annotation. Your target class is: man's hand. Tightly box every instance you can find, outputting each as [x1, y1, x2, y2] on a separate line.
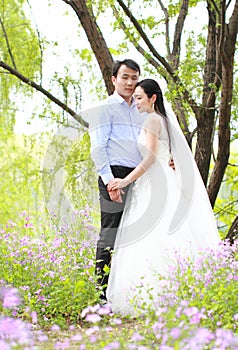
[107, 187, 123, 203]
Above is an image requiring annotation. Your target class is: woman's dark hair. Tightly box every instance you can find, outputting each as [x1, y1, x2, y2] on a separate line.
[136, 79, 171, 151]
[135, 79, 166, 116]
[112, 59, 141, 77]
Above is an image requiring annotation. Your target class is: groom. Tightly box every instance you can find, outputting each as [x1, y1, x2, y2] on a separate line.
[88, 59, 143, 301]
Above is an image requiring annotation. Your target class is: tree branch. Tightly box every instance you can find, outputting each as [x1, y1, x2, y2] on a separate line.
[116, 0, 174, 76]
[0, 16, 17, 69]
[209, 0, 220, 15]
[63, 0, 114, 95]
[225, 215, 238, 244]
[111, 6, 165, 75]
[116, 0, 199, 117]
[157, 0, 171, 55]
[0, 61, 88, 128]
[171, 0, 189, 67]
[227, 0, 238, 41]
[26, 0, 43, 83]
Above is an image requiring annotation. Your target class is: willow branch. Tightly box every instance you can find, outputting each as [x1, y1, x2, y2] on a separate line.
[0, 61, 88, 128]
[26, 0, 43, 83]
[0, 16, 17, 69]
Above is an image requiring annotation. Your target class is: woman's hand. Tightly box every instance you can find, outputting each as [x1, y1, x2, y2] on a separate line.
[107, 178, 129, 191]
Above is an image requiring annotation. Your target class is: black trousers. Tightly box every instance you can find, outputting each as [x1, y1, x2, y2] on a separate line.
[95, 165, 134, 300]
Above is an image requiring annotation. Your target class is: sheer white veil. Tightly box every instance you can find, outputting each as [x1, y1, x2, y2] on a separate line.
[165, 104, 219, 243]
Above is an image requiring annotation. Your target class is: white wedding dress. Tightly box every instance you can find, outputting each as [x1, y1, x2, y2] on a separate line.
[106, 114, 220, 316]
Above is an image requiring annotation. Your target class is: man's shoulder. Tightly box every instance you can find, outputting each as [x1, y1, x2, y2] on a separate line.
[90, 94, 119, 107]
[105, 94, 120, 105]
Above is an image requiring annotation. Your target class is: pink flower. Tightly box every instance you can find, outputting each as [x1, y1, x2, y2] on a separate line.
[51, 324, 61, 331]
[38, 334, 49, 342]
[103, 341, 120, 349]
[71, 334, 82, 342]
[110, 318, 122, 325]
[131, 332, 144, 342]
[85, 326, 99, 336]
[2, 287, 21, 309]
[31, 311, 38, 324]
[170, 327, 181, 339]
[0, 340, 11, 350]
[85, 314, 101, 323]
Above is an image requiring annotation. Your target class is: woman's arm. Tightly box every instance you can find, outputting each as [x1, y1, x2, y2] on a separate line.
[108, 115, 161, 190]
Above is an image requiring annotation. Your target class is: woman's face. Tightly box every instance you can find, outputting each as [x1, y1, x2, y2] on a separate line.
[134, 86, 154, 111]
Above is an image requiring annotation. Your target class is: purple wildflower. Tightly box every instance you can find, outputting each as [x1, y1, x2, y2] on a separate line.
[1, 287, 21, 309]
[85, 313, 101, 323]
[170, 327, 181, 339]
[131, 332, 144, 342]
[0, 317, 32, 344]
[110, 318, 122, 325]
[37, 334, 49, 342]
[103, 341, 120, 349]
[54, 340, 70, 349]
[85, 326, 99, 336]
[89, 335, 97, 343]
[97, 303, 112, 315]
[51, 324, 61, 331]
[81, 304, 100, 318]
[70, 333, 82, 342]
[0, 340, 11, 350]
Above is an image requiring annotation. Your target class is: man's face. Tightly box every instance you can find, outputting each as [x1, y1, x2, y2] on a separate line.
[111, 65, 140, 103]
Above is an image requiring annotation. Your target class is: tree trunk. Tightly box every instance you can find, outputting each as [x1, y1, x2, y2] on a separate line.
[207, 1, 238, 206]
[195, 112, 214, 186]
[225, 215, 238, 244]
[207, 64, 232, 206]
[63, 0, 114, 95]
[194, 3, 217, 186]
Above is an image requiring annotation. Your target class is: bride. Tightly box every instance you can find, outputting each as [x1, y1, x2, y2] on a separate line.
[106, 79, 220, 316]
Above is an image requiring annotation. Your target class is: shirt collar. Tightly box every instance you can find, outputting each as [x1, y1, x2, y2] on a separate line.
[113, 91, 136, 106]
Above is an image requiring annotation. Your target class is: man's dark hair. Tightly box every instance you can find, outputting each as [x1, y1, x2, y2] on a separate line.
[112, 59, 140, 77]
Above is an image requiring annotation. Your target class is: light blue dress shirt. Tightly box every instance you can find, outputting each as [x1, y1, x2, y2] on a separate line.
[87, 91, 145, 185]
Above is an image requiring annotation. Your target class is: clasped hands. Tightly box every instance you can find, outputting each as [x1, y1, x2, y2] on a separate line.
[107, 178, 129, 203]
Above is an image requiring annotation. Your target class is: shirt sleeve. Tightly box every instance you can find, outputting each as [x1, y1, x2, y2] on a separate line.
[88, 104, 114, 185]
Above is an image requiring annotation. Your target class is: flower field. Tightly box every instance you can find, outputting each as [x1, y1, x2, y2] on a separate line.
[0, 208, 237, 349]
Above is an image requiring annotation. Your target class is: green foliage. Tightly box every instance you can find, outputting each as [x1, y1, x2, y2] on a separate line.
[178, 31, 206, 102]
[0, 134, 44, 225]
[169, 257, 238, 332]
[42, 126, 99, 229]
[64, 131, 99, 213]
[0, 0, 41, 137]
[0, 210, 99, 328]
[0, 0, 41, 75]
